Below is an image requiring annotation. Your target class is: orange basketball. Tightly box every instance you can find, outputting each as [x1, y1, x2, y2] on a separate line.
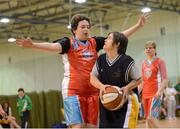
[100, 86, 126, 111]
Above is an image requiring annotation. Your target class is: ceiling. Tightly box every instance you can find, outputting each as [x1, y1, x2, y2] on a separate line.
[0, 0, 179, 43]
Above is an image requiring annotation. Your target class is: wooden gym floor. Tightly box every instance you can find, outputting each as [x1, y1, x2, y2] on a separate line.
[137, 117, 180, 128]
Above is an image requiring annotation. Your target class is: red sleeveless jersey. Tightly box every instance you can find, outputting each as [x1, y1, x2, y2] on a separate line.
[61, 37, 99, 98]
[142, 58, 161, 98]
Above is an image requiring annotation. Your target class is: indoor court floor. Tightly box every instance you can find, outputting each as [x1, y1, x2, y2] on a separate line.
[137, 117, 180, 128]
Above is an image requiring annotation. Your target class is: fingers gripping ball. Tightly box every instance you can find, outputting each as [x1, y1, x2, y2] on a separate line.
[100, 86, 127, 111]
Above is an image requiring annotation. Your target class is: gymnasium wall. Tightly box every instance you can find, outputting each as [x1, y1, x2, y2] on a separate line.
[0, 11, 179, 95]
[0, 46, 64, 95]
[127, 11, 180, 84]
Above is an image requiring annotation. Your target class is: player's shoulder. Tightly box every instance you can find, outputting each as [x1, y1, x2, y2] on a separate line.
[121, 54, 134, 62]
[53, 37, 70, 43]
[92, 36, 106, 42]
[99, 53, 106, 58]
[97, 53, 106, 62]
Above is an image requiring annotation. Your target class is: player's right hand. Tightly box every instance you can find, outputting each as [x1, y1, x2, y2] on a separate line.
[137, 13, 149, 27]
[16, 37, 33, 48]
[100, 84, 111, 94]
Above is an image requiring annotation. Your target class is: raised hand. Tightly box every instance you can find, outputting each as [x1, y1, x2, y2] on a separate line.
[137, 13, 149, 27]
[16, 37, 33, 48]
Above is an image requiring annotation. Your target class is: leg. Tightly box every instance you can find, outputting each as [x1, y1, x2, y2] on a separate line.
[7, 116, 20, 128]
[21, 111, 30, 128]
[143, 98, 152, 128]
[148, 97, 162, 128]
[86, 95, 99, 128]
[172, 99, 176, 119]
[147, 117, 159, 128]
[127, 94, 139, 128]
[142, 98, 152, 119]
[167, 99, 172, 119]
[70, 123, 85, 128]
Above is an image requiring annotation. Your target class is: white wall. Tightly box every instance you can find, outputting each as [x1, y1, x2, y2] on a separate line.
[0, 45, 64, 95]
[126, 11, 180, 84]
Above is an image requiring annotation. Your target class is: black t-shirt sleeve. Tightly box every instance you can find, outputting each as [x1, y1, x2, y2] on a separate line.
[93, 36, 106, 52]
[53, 37, 70, 54]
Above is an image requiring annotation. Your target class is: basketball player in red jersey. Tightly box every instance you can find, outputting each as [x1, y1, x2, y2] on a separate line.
[16, 14, 148, 128]
[141, 41, 168, 128]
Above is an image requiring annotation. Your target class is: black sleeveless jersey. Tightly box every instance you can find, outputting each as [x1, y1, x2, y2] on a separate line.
[97, 53, 136, 88]
[96, 53, 138, 128]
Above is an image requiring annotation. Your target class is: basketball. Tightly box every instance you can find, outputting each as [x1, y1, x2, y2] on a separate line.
[100, 86, 126, 111]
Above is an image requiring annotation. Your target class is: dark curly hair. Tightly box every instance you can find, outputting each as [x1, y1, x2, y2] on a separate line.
[70, 14, 91, 35]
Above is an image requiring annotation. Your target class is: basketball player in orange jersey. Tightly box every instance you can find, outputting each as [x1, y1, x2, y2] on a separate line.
[16, 14, 148, 128]
[90, 32, 141, 128]
[141, 41, 168, 128]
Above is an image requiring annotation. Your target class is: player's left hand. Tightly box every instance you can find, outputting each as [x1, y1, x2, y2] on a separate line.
[155, 90, 162, 99]
[120, 86, 129, 99]
[137, 13, 149, 27]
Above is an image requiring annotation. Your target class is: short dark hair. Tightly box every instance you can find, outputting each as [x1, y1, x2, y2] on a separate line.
[18, 88, 24, 92]
[70, 14, 91, 35]
[108, 32, 128, 54]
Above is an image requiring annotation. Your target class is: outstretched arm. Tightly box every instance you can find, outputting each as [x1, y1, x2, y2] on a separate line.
[122, 14, 148, 37]
[16, 37, 62, 53]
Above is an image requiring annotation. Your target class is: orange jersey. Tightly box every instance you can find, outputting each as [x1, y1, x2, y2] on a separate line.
[62, 37, 98, 98]
[142, 57, 167, 99]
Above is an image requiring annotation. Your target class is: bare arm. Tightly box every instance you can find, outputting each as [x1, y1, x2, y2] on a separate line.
[121, 78, 141, 96]
[16, 37, 62, 53]
[122, 14, 148, 37]
[126, 78, 142, 91]
[156, 59, 168, 98]
[90, 73, 105, 91]
[156, 79, 168, 98]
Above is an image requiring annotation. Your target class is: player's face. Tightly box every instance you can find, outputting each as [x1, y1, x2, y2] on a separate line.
[18, 91, 25, 98]
[145, 44, 156, 57]
[104, 33, 118, 52]
[73, 20, 90, 41]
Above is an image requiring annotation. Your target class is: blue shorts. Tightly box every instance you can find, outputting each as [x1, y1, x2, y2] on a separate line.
[63, 95, 99, 126]
[63, 96, 83, 126]
[150, 97, 162, 118]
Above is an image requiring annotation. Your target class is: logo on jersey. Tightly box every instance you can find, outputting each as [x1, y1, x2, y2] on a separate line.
[81, 50, 94, 60]
[144, 68, 152, 78]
